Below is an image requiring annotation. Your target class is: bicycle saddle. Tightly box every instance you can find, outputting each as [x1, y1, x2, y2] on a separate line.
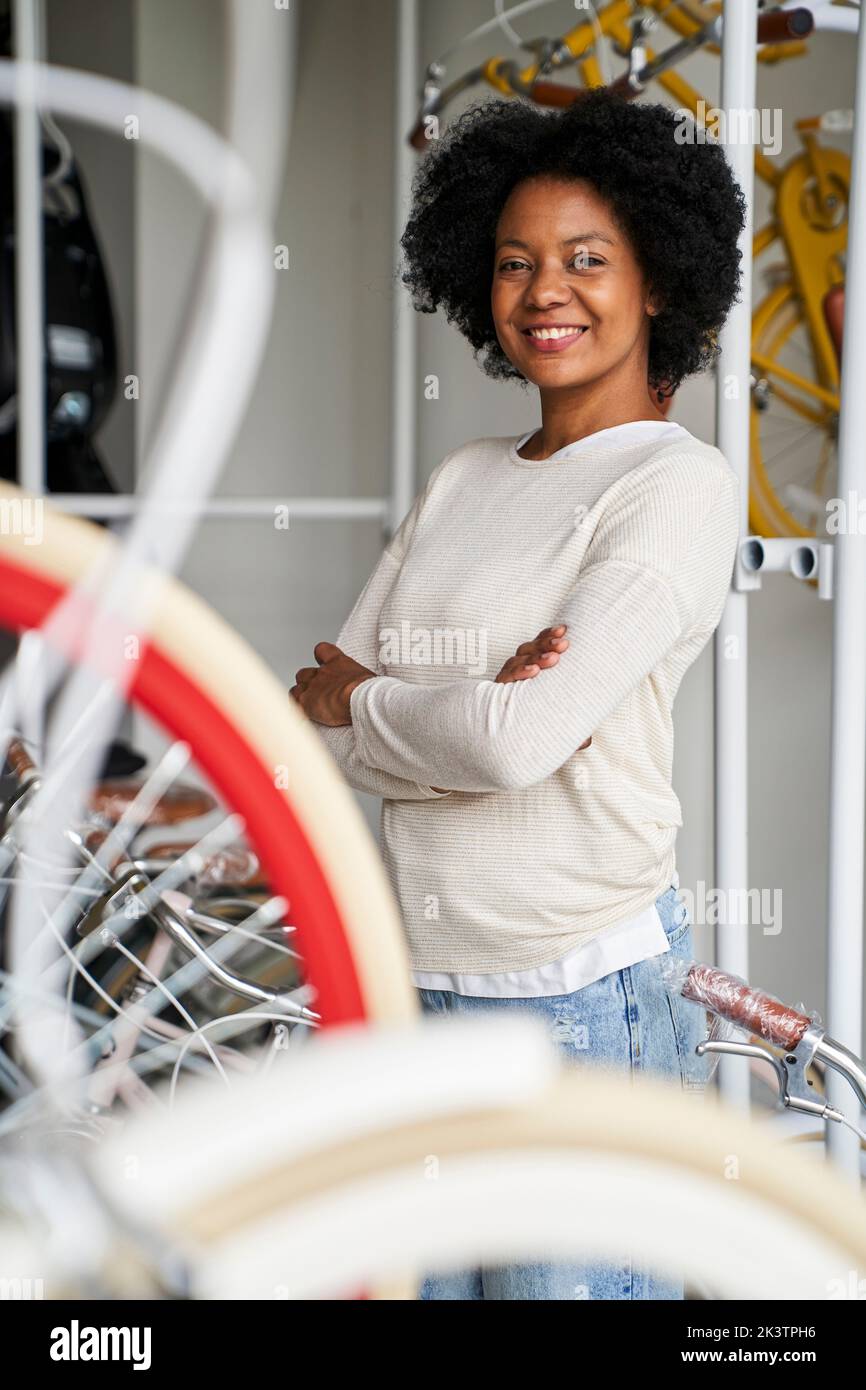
[88, 781, 216, 826]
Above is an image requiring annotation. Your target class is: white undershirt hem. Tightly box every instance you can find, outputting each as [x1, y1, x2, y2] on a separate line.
[411, 898, 671, 999]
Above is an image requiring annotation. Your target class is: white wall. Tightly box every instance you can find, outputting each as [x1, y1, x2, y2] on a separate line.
[133, 0, 397, 840]
[128, 0, 861, 1041]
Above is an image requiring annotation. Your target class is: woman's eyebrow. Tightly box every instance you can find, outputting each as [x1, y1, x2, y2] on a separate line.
[563, 231, 616, 246]
[495, 231, 616, 250]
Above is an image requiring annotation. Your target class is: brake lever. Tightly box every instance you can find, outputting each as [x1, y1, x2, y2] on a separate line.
[697, 1034, 847, 1124]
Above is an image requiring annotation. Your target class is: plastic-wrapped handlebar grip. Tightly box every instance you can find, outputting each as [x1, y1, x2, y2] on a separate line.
[682, 962, 813, 1051]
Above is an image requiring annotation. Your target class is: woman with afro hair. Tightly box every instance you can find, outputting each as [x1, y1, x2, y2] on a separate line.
[292, 87, 747, 1300]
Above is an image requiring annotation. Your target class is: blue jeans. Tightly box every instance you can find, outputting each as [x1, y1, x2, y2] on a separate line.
[415, 879, 708, 1300]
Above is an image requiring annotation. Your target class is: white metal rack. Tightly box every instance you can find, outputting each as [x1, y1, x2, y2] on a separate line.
[715, 0, 866, 1180]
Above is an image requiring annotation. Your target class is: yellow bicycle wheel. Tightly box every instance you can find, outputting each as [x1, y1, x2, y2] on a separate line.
[750, 280, 839, 539]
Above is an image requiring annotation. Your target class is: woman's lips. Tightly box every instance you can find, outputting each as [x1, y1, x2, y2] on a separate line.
[522, 327, 589, 353]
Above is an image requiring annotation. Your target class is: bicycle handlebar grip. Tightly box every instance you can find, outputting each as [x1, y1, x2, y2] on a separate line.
[682, 962, 812, 1051]
[409, 117, 432, 151]
[757, 7, 813, 42]
[6, 737, 38, 783]
[530, 78, 635, 109]
[823, 283, 844, 364]
[529, 81, 585, 108]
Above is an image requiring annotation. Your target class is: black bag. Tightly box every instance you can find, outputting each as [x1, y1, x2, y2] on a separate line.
[0, 108, 118, 494]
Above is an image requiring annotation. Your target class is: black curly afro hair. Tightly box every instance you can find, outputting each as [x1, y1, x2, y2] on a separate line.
[400, 88, 747, 398]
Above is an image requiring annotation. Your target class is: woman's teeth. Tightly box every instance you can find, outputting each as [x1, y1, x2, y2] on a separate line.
[526, 327, 587, 340]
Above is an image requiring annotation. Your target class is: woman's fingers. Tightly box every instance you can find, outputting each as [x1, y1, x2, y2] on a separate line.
[496, 624, 571, 683]
[514, 637, 569, 672]
[313, 640, 342, 664]
[514, 626, 569, 661]
[517, 625, 567, 655]
[532, 625, 569, 658]
[497, 658, 530, 686]
[495, 656, 537, 683]
[496, 648, 562, 682]
[538, 624, 567, 644]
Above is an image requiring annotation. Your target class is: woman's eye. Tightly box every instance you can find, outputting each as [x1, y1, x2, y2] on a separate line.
[496, 254, 604, 272]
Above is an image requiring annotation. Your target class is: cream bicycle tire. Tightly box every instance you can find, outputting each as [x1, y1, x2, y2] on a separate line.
[88, 1016, 866, 1300]
[0, 481, 418, 1028]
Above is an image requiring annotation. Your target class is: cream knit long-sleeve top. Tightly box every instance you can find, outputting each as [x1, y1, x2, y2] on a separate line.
[316, 427, 740, 975]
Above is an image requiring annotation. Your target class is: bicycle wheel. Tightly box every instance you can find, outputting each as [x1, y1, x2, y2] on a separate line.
[0, 481, 416, 1029]
[750, 287, 840, 540]
[82, 1014, 866, 1300]
[749, 135, 849, 540]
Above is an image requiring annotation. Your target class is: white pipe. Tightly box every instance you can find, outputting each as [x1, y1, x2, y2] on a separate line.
[739, 535, 835, 600]
[739, 536, 819, 580]
[714, 0, 758, 1111]
[825, 0, 866, 1180]
[41, 495, 389, 520]
[225, 0, 297, 226]
[12, 0, 44, 496]
[389, 0, 420, 539]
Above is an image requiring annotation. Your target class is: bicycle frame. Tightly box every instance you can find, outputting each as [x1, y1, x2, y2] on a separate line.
[416, 0, 809, 188]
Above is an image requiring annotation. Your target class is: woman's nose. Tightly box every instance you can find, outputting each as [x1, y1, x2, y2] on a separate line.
[525, 267, 573, 307]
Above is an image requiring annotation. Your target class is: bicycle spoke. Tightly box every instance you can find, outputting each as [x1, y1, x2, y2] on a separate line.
[168, 1007, 315, 1107]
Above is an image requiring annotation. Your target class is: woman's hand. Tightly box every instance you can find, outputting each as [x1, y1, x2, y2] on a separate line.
[290, 642, 376, 726]
[495, 624, 592, 750]
[495, 623, 570, 684]
[432, 624, 591, 789]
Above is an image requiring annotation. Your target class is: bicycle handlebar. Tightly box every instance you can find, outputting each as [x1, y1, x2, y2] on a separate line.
[409, 7, 815, 149]
[148, 889, 316, 1021]
[682, 961, 812, 1052]
[683, 960, 866, 1111]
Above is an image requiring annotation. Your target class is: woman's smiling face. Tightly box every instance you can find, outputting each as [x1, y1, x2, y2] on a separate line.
[491, 173, 659, 392]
